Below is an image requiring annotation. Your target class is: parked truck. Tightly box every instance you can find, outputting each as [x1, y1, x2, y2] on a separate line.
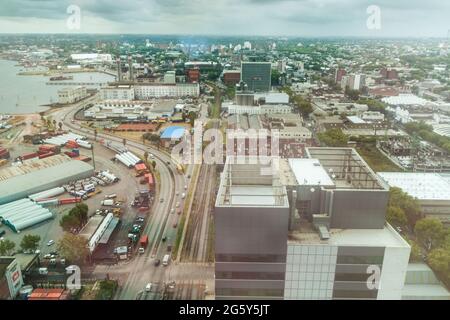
[139, 235, 149, 254]
[101, 199, 114, 206]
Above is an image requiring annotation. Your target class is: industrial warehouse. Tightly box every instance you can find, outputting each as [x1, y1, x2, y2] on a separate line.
[0, 160, 94, 205]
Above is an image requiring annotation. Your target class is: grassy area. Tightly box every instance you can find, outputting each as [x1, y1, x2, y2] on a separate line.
[356, 142, 403, 172]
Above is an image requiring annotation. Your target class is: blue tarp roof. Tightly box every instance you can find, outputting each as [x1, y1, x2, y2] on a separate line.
[160, 126, 186, 139]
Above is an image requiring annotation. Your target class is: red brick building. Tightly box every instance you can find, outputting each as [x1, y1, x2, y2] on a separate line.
[223, 70, 241, 86]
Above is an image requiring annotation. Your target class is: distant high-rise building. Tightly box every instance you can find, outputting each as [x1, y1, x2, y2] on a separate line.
[241, 62, 272, 92]
[335, 68, 346, 83]
[343, 74, 366, 91]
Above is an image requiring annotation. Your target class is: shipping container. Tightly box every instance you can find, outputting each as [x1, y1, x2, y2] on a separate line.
[139, 235, 149, 248]
[20, 152, 39, 160]
[59, 198, 82, 205]
[38, 151, 55, 159]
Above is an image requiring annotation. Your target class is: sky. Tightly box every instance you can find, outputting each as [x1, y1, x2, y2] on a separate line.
[0, 0, 449, 37]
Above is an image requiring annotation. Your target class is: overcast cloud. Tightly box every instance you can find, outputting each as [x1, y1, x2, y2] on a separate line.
[0, 0, 448, 37]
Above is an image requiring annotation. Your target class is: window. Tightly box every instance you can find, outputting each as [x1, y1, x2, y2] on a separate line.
[333, 289, 378, 299]
[336, 255, 383, 265]
[216, 254, 286, 263]
[216, 288, 284, 297]
[216, 271, 285, 280]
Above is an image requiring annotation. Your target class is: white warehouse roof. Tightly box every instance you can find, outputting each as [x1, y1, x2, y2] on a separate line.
[0, 198, 53, 233]
[378, 172, 450, 201]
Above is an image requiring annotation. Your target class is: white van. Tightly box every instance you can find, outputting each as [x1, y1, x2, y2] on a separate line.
[162, 254, 170, 266]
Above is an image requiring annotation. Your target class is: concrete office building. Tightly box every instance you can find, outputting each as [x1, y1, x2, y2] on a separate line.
[215, 156, 290, 299]
[241, 62, 272, 92]
[58, 86, 88, 104]
[215, 148, 410, 300]
[101, 85, 135, 101]
[135, 83, 199, 99]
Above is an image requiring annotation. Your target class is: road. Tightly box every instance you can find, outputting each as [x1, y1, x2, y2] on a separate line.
[51, 99, 211, 299]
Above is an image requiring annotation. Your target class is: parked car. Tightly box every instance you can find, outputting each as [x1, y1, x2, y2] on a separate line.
[145, 283, 152, 292]
[154, 259, 161, 267]
[47, 240, 55, 246]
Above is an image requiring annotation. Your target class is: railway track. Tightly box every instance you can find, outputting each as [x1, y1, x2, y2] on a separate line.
[180, 164, 215, 262]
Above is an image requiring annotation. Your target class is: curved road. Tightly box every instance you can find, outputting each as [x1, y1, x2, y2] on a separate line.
[52, 100, 189, 299]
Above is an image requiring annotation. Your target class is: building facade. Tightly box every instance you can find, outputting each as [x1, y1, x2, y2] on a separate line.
[58, 86, 88, 104]
[241, 62, 272, 92]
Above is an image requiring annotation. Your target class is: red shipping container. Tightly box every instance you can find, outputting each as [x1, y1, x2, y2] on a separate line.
[39, 151, 55, 159]
[138, 207, 149, 212]
[59, 198, 82, 205]
[21, 152, 39, 160]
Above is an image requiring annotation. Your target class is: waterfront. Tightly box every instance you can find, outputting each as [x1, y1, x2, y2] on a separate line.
[0, 59, 115, 114]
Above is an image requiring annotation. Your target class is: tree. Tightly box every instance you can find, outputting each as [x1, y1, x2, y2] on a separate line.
[318, 128, 348, 147]
[60, 213, 81, 232]
[58, 122, 63, 130]
[188, 111, 197, 127]
[428, 248, 450, 275]
[414, 218, 446, 251]
[70, 203, 89, 226]
[388, 187, 422, 227]
[57, 233, 90, 264]
[345, 87, 360, 101]
[293, 95, 313, 117]
[122, 138, 127, 146]
[151, 160, 157, 169]
[386, 206, 407, 227]
[0, 239, 15, 256]
[20, 235, 41, 252]
[96, 280, 118, 300]
[408, 240, 422, 262]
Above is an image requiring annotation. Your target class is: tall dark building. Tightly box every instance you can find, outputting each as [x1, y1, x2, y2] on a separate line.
[241, 62, 272, 92]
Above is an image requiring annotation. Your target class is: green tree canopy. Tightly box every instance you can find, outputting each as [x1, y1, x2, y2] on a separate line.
[414, 218, 447, 251]
[428, 248, 450, 275]
[386, 206, 408, 227]
[20, 235, 41, 252]
[0, 239, 15, 256]
[318, 128, 348, 147]
[388, 187, 422, 227]
[57, 233, 90, 264]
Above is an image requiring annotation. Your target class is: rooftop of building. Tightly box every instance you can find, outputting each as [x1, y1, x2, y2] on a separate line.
[304, 148, 388, 190]
[288, 222, 409, 248]
[216, 156, 289, 207]
[378, 172, 450, 201]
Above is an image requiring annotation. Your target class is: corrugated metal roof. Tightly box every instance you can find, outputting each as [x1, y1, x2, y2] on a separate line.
[0, 160, 94, 205]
